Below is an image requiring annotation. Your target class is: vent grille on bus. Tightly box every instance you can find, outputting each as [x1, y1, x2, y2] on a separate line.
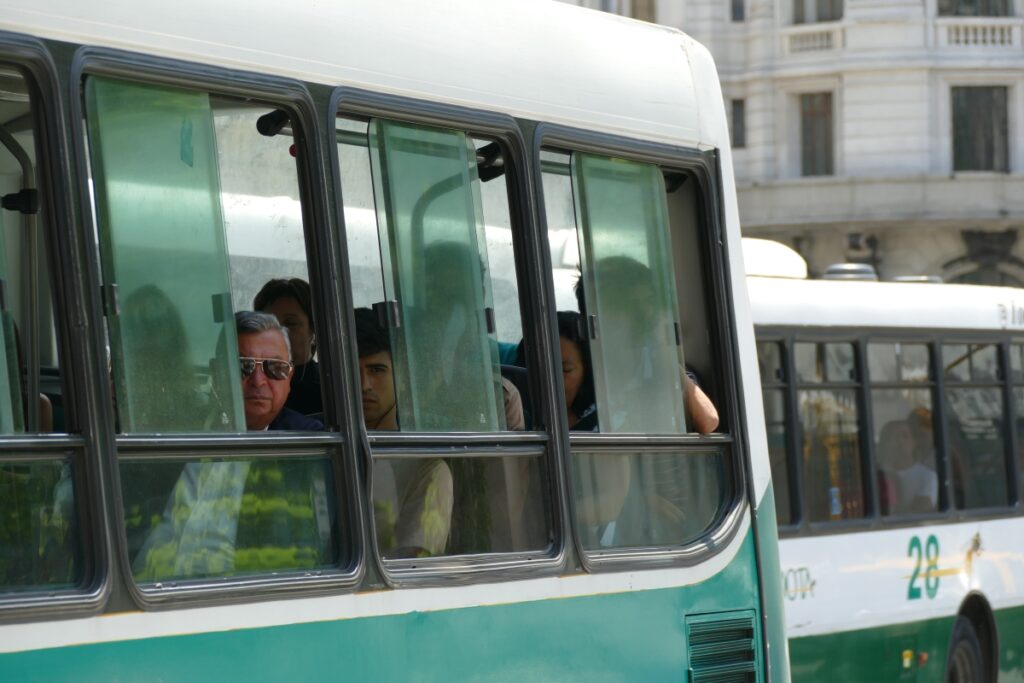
[686, 611, 761, 683]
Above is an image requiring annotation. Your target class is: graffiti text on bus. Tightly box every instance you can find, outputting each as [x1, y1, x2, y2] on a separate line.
[783, 567, 816, 601]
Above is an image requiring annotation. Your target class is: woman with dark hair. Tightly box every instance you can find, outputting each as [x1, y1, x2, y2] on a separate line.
[253, 278, 321, 415]
[557, 311, 597, 431]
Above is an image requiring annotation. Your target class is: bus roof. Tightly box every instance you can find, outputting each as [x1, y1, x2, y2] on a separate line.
[1, 0, 720, 149]
[748, 275, 1024, 333]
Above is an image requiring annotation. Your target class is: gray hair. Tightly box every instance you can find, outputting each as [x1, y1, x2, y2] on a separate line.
[235, 310, 291, 359]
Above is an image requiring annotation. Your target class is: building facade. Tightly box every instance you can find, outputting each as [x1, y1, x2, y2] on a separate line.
[558, 0, 1024, 284]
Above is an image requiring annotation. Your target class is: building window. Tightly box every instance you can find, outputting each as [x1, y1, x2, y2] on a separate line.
[800, 93, 834, 176]
[952, 86, 1009, 173]
[630, 0, 655, 22]
[938, 0, 1011, 16]
[732, 0, 746, 21]
[794, 0, 843, 23]
[731, 99, 746, 148]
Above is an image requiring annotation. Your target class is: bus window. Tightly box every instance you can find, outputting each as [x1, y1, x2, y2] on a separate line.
[85, 76, 341, 584]
[867, 342, 939, 516]
[544, 148, 729, 550]
[758, 340, 792, 526]
[338, 115, 549, 559]
[794, 341, 865, 522]
[0, 65, 81, 593]
[942, 342, 1009, 509]
[1012, 343, 1024, 500]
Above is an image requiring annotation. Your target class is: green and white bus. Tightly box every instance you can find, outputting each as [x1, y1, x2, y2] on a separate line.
[0, 1, 788, 680]
[746, 239, 1024, 682]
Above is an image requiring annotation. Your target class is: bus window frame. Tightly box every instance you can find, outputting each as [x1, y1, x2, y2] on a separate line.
[940, 335, 1018, 514]
[865, 336, 948, 517]
[533, 123, 748, 573]
[0, 32, 108, 622]
[67, 47, 365, 609]
[757, 336, 802, 530]
[760, 328, 1024, 542]
[330, 87, 569, 586]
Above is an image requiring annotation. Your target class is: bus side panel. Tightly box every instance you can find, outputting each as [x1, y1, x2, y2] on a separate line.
[995, 605, 1024, 682]
[757, 484, 792, 683]
[789, 617, 954, 682]
[0, 532, 765, 681]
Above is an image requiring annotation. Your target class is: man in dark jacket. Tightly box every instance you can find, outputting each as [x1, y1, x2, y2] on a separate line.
[236, 310, 322, 431]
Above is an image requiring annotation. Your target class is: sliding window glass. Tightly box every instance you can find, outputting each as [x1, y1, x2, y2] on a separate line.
[758, 340, 793, 525]
[943, 342, 1010, 509]
[337, 113, 550, 562]
[794, 341, 865, 522]
[867, 342, 940, 515]
[84, 76, 344, 587]
[1010, 342, 1024, 501]
[543, 148, 730, 554]
[0, 64, 82, 597]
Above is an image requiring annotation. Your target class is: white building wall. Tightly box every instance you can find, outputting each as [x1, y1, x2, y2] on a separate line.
[555, 0, 1024, 283]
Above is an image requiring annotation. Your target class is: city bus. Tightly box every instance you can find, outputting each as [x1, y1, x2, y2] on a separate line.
[745, 238, 1024, 682]
[0, 1, 789, 680]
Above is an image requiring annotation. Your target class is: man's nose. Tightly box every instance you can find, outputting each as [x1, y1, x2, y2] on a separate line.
[360, 368, 372, 392]
[246, 365, 269, 386]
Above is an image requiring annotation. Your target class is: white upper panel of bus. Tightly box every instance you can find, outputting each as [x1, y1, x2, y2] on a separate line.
[748, 276, 1024, 333]
[1, 0, 720, 150]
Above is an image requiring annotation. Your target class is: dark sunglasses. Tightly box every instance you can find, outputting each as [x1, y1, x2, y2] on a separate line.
[239, 356, 293, 381]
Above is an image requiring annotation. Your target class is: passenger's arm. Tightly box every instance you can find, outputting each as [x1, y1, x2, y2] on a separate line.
[685, 375, 719, 434]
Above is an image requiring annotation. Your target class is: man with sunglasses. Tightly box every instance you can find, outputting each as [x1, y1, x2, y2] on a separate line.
[237, 311, 323, 431]
[132, 311, 325, 581]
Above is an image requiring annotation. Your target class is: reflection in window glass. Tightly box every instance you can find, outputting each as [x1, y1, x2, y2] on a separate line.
[757, 341, 783, 383]
[794, 342, 821, 383]
[216, 103, 310, 319]
[900, 344, 931, 382]
[572, 153, 687, 433]
[763, 389, 791, 525]
[824, 343, 854, 382]
[868, 343, 899, 383]
[872, 389, 938, 515]
[943, 344, 971, 382]
[85, 77, 244, 433]
[124, 456, 337, 582]
[1014, 388, 1024, 503]
[367, 120, 504, 432]
[372, 455, 550, 557]
[0, 64, 63, 435]
[971, 344, 999, 382]
[798, 389, 864, 521]
[573, 450, 726, 549]
[946, 388, 1009, 509]
[0, 461, 80, 592]
[1010, 344, 1024, 384]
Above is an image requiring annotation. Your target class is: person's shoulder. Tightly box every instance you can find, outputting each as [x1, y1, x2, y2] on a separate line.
[270, 407, 324, 431]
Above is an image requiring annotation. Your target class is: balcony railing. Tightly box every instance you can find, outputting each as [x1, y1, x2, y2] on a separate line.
[935, 17, 1023, 48]
[782, 23, 844, 55]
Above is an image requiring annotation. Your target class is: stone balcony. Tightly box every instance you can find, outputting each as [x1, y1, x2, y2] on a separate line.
[934, 17, 1024, 48]
[770, 15, 1024, 63]
[780, 22, 845, 55]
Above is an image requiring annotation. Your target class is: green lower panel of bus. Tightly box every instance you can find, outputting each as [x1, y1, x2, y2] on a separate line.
[790, 605, 1024, 683]
[0, 533, 767, 682]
